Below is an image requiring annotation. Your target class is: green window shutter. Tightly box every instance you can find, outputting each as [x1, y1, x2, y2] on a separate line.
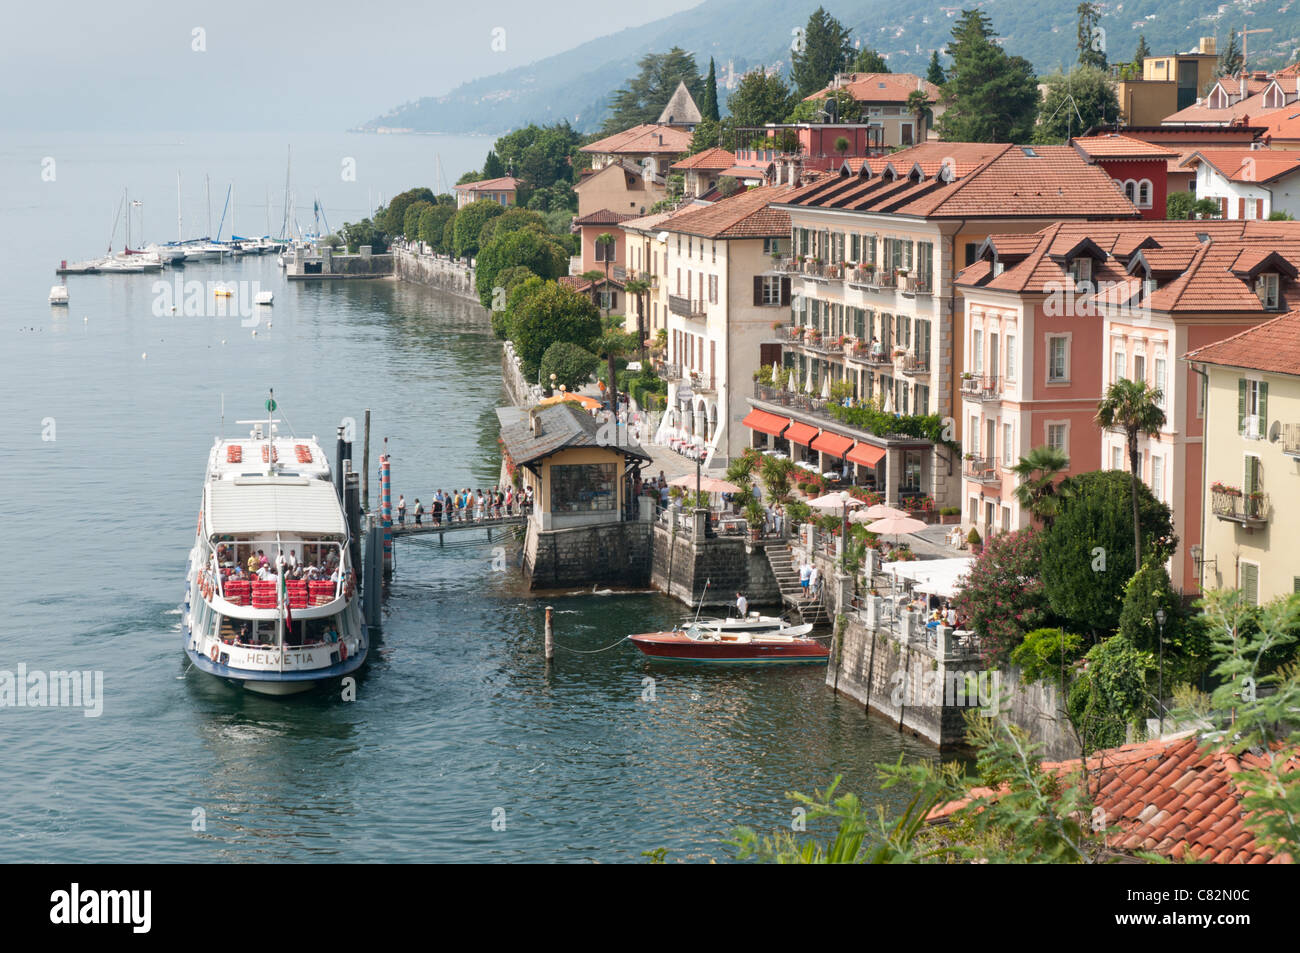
[1259, 381, 1269, 433]
[1238, 378, 1247, 434]
[1242, 563, 1259, 606]
[1293, 576, 1300, 595]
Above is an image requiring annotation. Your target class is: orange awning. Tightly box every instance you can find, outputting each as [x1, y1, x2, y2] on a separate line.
[742, 409, 790, 437]
[785, 421, 818, 446]
[810, 431, 854, 457]
[847, 442, 886, 467]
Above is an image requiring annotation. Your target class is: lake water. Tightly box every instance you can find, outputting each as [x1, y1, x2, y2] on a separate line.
[0, 132, 936, 862]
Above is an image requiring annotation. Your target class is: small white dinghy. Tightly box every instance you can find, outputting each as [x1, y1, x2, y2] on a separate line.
[254, 290, 274, 305]
[49, 285, 69, 305]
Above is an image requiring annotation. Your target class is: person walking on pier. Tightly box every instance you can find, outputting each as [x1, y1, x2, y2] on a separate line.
[397, 495, 407, 525]
[414, 498, 423, 526]
[809, 564, 822, 603]
[799, 561, 812, 600]
[432, 495, 443, 526]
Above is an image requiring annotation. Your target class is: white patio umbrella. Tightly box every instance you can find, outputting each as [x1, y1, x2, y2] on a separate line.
[881, 384, 894, 413]
[788, 368, 798, 393]
[807, 490, 864, 511]
[804, 372, 813, 395]
[852, 503, 907, 523]
[865, 514, 928, 545]
[820, 375, 831, 399]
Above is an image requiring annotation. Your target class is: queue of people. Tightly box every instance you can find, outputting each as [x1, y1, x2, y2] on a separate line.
[392, 485, 535, 527]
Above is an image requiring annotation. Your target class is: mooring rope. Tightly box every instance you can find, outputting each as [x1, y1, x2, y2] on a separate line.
[552, 634, 633, 654]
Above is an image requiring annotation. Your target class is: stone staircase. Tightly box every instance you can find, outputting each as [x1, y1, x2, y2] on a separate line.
[763, 541, 830, 628]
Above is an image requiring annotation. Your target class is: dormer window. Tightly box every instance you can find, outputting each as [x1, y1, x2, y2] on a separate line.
[1256, 272, 1280, 309]
[1070, 257, 1092, 286]
[992, 258, 1005, 277]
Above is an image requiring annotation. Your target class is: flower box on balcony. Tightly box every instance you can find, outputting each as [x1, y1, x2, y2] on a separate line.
[1210, 483, 1242, 497]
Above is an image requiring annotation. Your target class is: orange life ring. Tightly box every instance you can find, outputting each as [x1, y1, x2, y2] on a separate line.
[209, 644, 219, 663]
[339, 641, 348, 662]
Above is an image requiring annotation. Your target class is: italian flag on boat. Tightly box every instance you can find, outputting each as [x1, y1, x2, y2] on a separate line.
[278, 569, 293, 636]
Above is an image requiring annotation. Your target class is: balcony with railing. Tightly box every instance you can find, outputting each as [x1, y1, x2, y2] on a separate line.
[960, 374, 1000, 401]
[1282, 423, 1300, 457]
[965, 456, 999, 484]
[899, 351, 930, 376]
[661, 362, 684, 382]
[899, 272, 933, 296]
[1211, 485, 1270, 526]
[668, 294, 706, 318]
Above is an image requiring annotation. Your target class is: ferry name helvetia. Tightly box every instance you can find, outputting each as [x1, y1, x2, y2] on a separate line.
[183, 396, 367, 695]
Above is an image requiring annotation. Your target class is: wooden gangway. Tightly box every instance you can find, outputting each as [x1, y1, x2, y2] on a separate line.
[382, 514, 526, 541]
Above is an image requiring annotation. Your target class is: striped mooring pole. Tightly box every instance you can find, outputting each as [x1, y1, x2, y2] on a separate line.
[379, 451, 393, 578]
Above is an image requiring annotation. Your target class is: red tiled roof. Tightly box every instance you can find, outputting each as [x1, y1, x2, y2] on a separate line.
[454, 176, 521, 192]
[1072, 133, 1177, 160]
[929, 734, 1297, 863]
[720, 165, 771, 180]
[957, 219, 1300, 315]
[1257, 108, 1300, 142]
[1185, 307, 1300, 376]
[574, 208, 638, 226]
[580, 124, 692, 156]
[1182, 148, 1300, 184]
[1163, 89, 1285, 124]
[670, 147, 736, 171]
[778, 142, 1140, 219]
[659, 185, 793, 240]
[805, 72, 940, 105]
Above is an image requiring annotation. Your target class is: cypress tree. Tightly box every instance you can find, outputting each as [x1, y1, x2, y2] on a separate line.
[703, 58, 720, 121]
[926, 50, 946, 86]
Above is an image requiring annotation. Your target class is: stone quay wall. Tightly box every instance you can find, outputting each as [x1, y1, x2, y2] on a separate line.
[393, 246, 478, 300]
[649, 519, 783, 609]
[524, 520, 653, 590]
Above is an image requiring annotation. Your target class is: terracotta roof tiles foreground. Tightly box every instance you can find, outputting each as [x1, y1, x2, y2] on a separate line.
[1186, 308, 1300, 377]
[929, 734, 1297, 863]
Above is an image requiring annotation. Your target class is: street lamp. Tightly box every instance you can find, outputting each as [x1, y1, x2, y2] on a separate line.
[549, 373, 556, 397]
[1155, 607, 1167, 735]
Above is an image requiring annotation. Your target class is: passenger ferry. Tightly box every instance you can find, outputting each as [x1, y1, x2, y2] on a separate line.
[182, 397, 367, 695]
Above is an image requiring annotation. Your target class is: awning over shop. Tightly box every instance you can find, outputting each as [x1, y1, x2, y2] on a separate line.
[742, 408, 790, 437]
[785, 421, 819, 446]
[810, 431, 854, 457]
[846, 442, 886, 467]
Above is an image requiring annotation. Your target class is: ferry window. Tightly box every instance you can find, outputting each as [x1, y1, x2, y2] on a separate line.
[549, 463, 617, 514]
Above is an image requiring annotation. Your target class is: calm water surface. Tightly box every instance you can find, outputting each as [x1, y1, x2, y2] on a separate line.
[0, 133, 937, 862]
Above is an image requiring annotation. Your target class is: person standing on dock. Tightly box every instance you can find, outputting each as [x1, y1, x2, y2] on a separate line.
[414, 498, 423, 526]
[799, 560, 812, 599]
[432, 495, 443, 526]
[397, 495, 407, 525]
[735, 592, 748, 619]
[809, 564, 821, 602]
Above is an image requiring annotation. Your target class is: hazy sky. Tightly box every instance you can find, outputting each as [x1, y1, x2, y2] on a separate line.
[1, 0, 704, 131]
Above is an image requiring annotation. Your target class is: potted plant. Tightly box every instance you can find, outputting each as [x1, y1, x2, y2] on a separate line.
[966, 527, 982, 555]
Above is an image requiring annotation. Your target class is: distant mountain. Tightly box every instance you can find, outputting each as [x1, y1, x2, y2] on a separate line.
[361, 0, 1300, 135]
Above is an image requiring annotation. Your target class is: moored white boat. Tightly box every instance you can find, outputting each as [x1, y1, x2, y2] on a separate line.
[629, 613, 826, 663]
[49, 284, 69, 304]
[182, 397, 368, 695]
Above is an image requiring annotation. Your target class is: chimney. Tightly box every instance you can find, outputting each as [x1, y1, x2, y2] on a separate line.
[529, 407, 542, 437]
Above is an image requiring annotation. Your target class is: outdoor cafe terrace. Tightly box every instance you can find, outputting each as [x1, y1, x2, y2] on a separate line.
[746, 382, 938, 508]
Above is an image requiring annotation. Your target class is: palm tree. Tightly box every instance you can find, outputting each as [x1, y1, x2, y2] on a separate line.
[596, 318, 639, 406]
[596, 232, 616, 285]
[1010, 445, 1071, 526]
[624, 277, 651, 359]
[906, 89, 931, 143]
[1095, 378, 1166, 571]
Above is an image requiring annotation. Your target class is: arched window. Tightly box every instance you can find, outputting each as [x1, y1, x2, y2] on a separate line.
[1137, 179, 1152, 208]
[1124, 180, 1137, 203]
[1112, 178, 1124, 193]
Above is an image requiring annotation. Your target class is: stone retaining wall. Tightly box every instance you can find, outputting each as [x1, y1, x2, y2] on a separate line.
[523, 520, 653, 589]
[393, 247, 478, 300]
[650, 521, 783, 608]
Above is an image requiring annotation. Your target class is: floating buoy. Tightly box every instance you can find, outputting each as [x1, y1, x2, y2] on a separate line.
[220, 339, 226, 345]
[251, 330, 257, 337]
[141, 352, 147, 360]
